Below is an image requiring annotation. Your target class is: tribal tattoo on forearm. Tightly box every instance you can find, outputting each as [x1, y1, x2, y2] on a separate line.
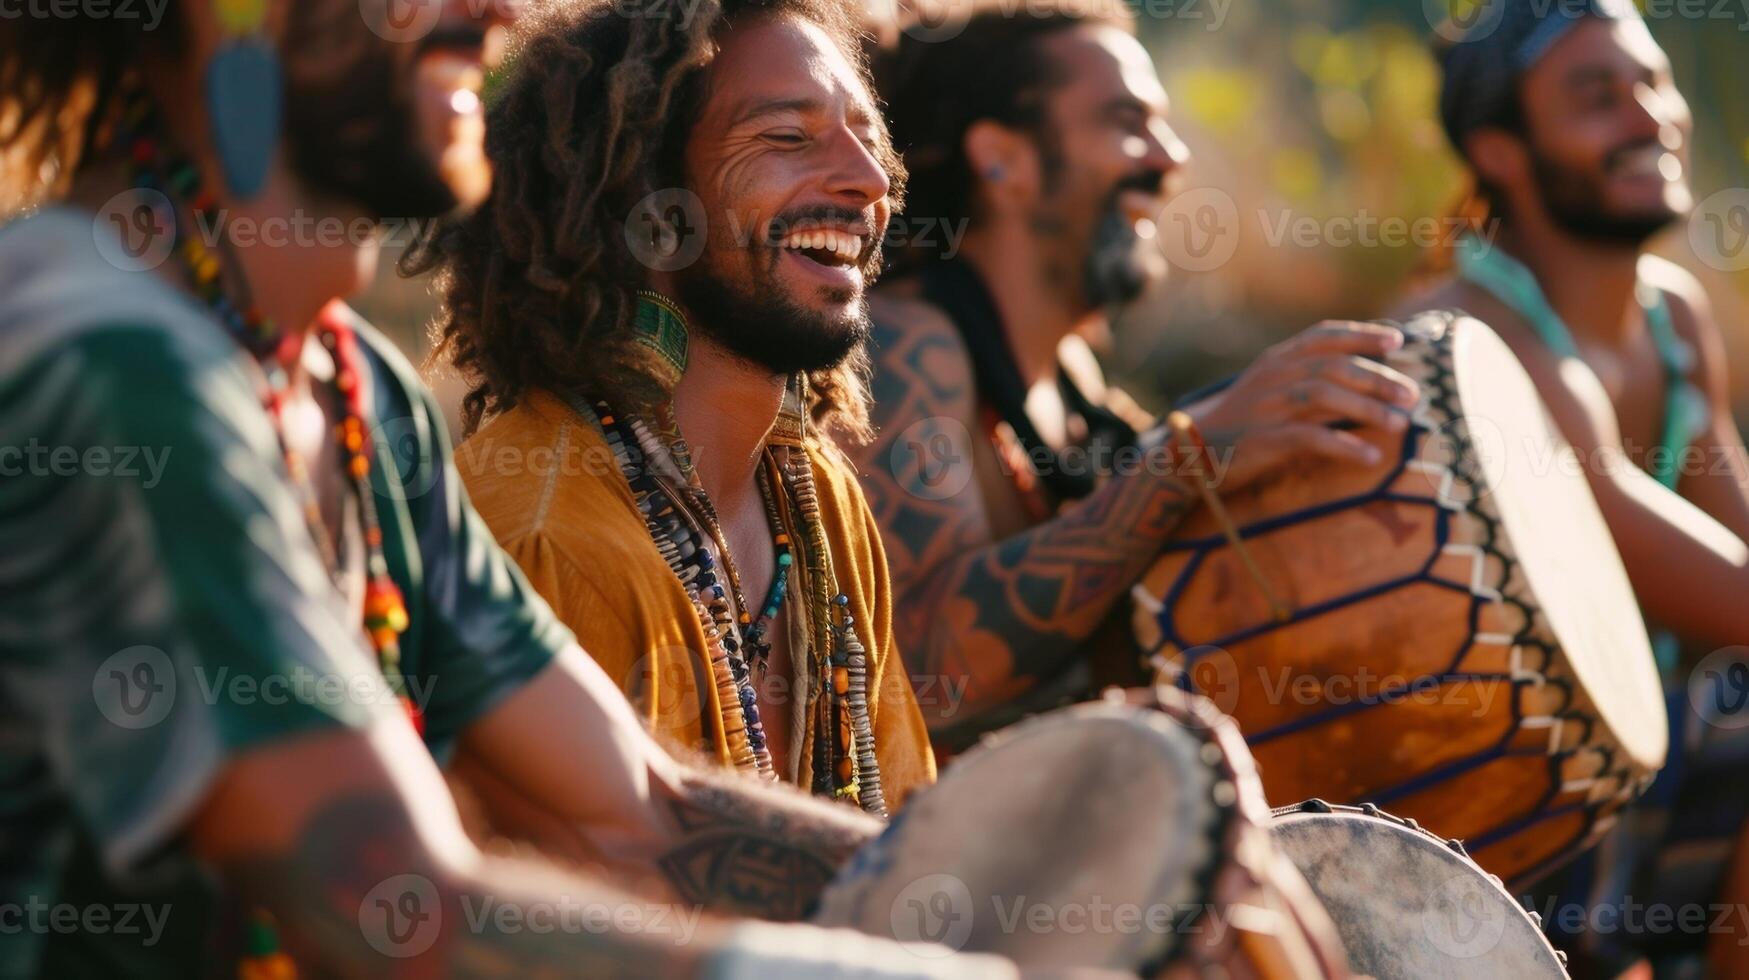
[653, 771, 883, 921]
[857, 314, 1194, 735]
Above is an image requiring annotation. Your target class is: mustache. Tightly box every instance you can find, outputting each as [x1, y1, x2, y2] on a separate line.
[762, 205, 874, 241]
[1112, 169, 1169, 197]
[1603, 137, 1665, 171]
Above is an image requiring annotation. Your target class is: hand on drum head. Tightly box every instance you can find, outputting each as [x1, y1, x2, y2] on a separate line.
[1175, 321, 1420, 493]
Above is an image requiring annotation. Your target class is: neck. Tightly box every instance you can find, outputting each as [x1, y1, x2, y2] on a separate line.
[670, 331, 788, 512]
[1495, 217, 1644, 345]
[72, 76, 374, 377]
[959, 223, 1099, 387]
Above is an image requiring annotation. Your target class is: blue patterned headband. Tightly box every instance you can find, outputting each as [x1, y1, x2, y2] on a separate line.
[1435, 0, 1640, 156]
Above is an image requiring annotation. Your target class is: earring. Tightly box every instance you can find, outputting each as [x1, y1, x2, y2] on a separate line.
[986, 163, 1006, 182]
[206, 0, 281, 198]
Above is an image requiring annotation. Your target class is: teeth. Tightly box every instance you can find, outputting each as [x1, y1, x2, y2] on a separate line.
[780, 228, 863, 262]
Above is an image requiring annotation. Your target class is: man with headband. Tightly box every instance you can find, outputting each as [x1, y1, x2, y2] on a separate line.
[853, 0, 1419, 747]
[1397, 1, 1749, 971]
[0, 2, 1022, 975]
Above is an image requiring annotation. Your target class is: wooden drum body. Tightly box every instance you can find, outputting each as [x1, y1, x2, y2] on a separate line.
[1132, 311, 1666, 886]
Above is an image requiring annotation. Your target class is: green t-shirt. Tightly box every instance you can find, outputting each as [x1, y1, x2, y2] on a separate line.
[0, 209, 570, 977]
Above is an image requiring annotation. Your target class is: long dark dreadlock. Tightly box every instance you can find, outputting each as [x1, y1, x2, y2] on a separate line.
[404, 0, 904, 441]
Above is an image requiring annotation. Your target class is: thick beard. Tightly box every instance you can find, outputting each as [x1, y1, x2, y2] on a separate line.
[1530, 147, 1679, 248]
[279, 5, 457, 221]
[1083, 200, 1153, 308]
[675, 248, 871, 375]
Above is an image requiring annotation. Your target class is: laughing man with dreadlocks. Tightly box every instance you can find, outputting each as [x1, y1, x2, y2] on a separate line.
[415, 0, 935, 821]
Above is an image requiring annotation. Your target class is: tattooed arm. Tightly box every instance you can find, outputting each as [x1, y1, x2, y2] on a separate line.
[449, 643, 882, 921]
[852, 296, 1418, 736]
[191, 669, 1015, 979]
[850, 298, 1196, 734]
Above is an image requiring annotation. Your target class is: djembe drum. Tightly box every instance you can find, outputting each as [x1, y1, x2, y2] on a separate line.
[1131, 310, 1666, 887]
[1271, 800, 1569, 979]
[814, 689, 1350, 977]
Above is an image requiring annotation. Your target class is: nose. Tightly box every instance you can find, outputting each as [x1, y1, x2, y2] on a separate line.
[1143, 118, 1190, 184]
[822, 126, 892, 206]
[1629, 80, 1681, 140]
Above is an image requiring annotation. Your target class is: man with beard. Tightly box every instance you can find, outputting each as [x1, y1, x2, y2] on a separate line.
[1396, 1, 1749, 973]
[0, 1, 1016, 976]
[853, 0, 1420, 746]
[438, 0, 935, 814]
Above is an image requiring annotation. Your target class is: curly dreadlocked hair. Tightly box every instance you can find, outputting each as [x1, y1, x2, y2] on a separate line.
[405, 0, 903, 441]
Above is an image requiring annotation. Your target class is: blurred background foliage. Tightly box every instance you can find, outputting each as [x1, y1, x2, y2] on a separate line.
[353, 0, 1749, 437]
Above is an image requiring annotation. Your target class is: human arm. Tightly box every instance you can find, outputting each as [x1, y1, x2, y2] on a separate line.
[850, 301, 1416, 734]
[452, 643, 886, 920]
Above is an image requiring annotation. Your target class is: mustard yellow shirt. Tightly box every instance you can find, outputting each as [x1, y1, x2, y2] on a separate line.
[460, 389, 935, 808]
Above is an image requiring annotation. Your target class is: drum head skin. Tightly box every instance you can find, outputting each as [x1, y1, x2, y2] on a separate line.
[813, 701, 1221, 970]
[1272, 803, 1569, 980]
[1451, 319, 1665, 769]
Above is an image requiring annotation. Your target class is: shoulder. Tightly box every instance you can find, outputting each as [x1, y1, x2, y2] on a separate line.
[1639, 256, 1725, 382]
[867, 283, 973, 380]
[459, 392, 653, 574]
[0, 208, 251, 391]
[863, 281, 980, 444]
[1394, 275, 1554, 368]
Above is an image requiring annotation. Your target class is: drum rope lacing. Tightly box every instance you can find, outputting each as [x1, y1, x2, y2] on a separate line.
[1134, 316, 1645, 863]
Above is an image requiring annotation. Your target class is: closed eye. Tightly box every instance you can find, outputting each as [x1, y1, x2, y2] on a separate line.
[764, 130, 809, 146]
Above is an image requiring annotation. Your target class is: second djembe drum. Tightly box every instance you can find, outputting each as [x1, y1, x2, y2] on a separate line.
[1131, 310, 1666, 887]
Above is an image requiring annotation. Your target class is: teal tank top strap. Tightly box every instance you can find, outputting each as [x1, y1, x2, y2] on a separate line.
[1453, 234, 1581, 359]
[1638, 283, 1707, 491]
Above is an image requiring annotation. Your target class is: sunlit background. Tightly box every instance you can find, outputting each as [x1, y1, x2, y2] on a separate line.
[353, 0, 1749, 436]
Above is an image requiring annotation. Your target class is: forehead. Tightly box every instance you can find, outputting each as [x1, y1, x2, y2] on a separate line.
[1037, 24, 1167, 111]
[1526, 16, 1670, 90]
[698, 14, 874, 122]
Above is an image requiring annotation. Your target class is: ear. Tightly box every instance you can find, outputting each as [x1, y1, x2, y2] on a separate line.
[1463, 126, 1530, 201]
[964, 119, 1042, 212]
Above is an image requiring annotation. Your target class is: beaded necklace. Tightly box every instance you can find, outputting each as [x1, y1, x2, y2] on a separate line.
[112, 98, 415, 724]
[577, 300, 886, 814]
[107, 94, 413, 976]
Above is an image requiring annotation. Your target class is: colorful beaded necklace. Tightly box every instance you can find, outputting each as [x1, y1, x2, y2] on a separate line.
[577, 296, 887, 815]
[106, 93, 413, 977]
